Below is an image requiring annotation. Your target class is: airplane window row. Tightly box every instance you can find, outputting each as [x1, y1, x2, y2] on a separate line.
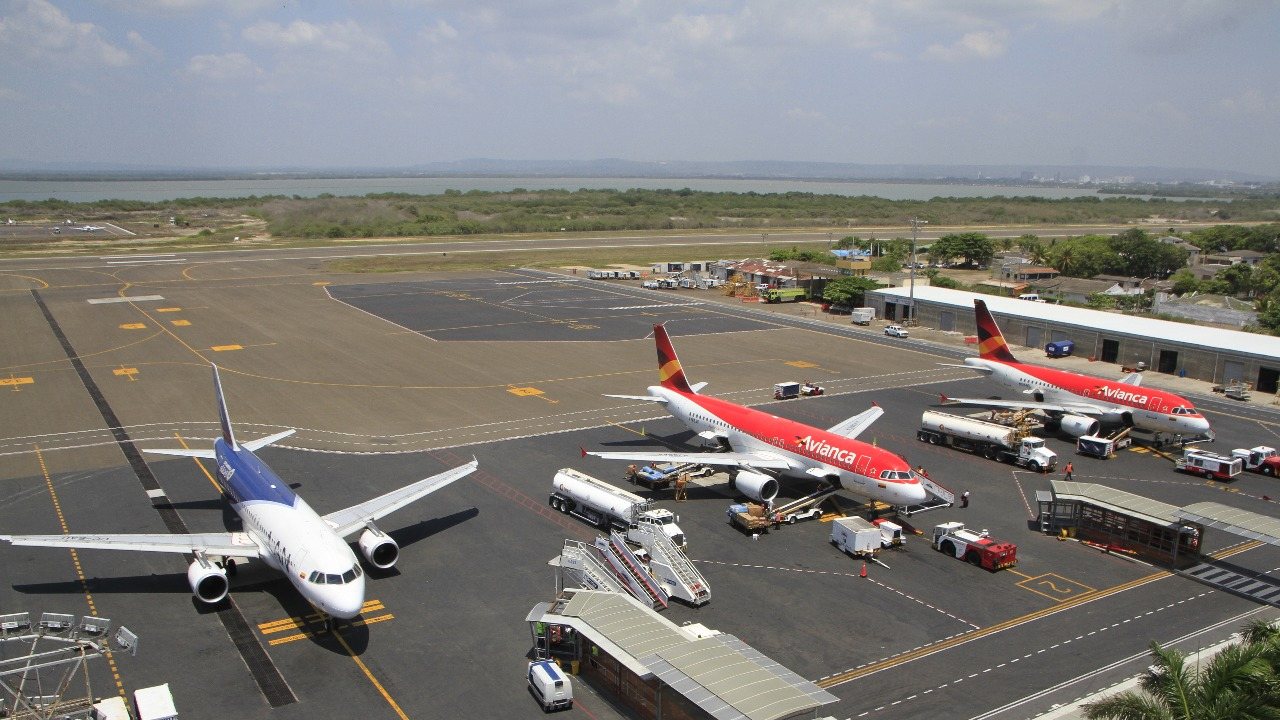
[308, 564, 362, 585]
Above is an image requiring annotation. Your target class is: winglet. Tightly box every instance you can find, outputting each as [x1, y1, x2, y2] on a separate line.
[939, 393, 950, 403]
[652, 324, 694, 393]
[212, 364, 238, 450]
[579, 446, 588, 458]
[973, 300, 1018, 363]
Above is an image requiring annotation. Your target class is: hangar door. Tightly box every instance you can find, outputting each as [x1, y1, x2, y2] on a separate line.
[1025, 326, 1042, 349]
[1260, 367, 1279, 395]
[1223, 361, 1245, 383]
[939, 311, 955, 332]
[1100, 339, 1120, 363]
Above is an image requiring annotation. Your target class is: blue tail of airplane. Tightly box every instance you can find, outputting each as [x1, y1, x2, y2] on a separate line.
[212, 365, 238, 450]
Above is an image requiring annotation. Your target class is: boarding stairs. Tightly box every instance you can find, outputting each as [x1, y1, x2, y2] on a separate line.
[594, 534, 669, 610]
[629, 519, 710, 606]
[557, 539, 629, 595]
[897, 476, 956, 516]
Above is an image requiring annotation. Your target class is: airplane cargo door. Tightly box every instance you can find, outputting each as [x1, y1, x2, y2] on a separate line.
[1100, 339, 1119, 363]
[1158, 350, 1178, 374]
[1259, 367, 1280, 394]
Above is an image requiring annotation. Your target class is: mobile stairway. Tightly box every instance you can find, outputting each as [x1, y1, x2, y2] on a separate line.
[594, 534, 669, 610]
[896, 475, 956, 516]
[556, 539, 630, 595]
[629, 519, 711, 606]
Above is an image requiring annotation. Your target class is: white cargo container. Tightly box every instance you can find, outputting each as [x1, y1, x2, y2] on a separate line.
[527, 660, 573, 712]
[830, 517, 883, 557]
[134, 683, 177, 720]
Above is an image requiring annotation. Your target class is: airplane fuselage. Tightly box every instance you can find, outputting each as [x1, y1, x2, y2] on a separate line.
[215, 439, 365, 618]
[966, 358, 1211, 437]
[651, 386, 928, 506]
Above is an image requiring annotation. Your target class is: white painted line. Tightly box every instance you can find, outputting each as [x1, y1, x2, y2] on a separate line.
[104, 259, 184, 265]
[99, 254, 177, 259]
[146, 489, 166, 499]
[87, 295, 166, 304]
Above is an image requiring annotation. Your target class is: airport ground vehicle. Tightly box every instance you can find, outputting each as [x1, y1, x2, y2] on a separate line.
[1175, 449, 1243, 481]
[528, 660, 573, 712]
[884, 325, 909, 338]
[1045, 340, 1075, 358]
[551, 469, 686, 547]
[773, 381, 824, 400]
[762, 287, 806, 303]
[932, 522, 1017, 571]
[1076, 430, 1132, 459]
[831, 517, 904, 557]
[727, 503, 776, 533]
[1232, 446, 1280, 476]
[850, 307, 875, 325]
[628, 462, 712, 490]
[917, 411, 1058, 471]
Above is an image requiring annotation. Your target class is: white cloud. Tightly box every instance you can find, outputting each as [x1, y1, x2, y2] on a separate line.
[0, 0, 130, 67]
[663, 13, 736, 45]
[242, 19, 389, 56]
[420, 19, 459, 44]
[923, 29, 1009, 61]
[126, 30, 161, 58]
[183, 52, 259, 82]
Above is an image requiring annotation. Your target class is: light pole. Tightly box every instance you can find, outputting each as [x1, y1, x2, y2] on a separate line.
[908, 217, 927, 324]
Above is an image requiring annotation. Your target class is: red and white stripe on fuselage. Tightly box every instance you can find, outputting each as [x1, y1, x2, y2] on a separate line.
[655, 386, 928, 506]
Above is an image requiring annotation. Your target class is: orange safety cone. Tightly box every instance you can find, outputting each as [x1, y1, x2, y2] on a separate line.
[860, 561, 867, 578]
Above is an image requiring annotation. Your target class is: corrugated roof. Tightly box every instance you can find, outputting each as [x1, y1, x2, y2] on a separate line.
[872, 285, 1280, 358]
[1051, 480, 1181, 526]
[540, 590, 837, 720]
[1176, 502, 1280, 545]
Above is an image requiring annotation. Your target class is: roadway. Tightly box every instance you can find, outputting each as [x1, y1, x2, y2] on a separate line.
[2, 260, 1280, 719]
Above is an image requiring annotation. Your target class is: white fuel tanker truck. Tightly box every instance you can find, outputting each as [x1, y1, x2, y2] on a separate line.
[917, 411, 1058, 472]
[550, 468, 687, 547]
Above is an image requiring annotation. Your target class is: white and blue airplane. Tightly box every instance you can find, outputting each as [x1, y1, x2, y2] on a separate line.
[1, 365, 477, 620]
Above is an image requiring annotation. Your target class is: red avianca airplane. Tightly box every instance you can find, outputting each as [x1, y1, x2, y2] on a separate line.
[941, 299, 1214, 440]
[583, 324, 938, 508]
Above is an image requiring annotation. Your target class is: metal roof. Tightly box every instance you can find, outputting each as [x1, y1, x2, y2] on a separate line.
[1176, 502, 1280, 545]
[1051, 481, 1181, 526]
[872, 285, 1280, 359]
[536, 590, 837, 720]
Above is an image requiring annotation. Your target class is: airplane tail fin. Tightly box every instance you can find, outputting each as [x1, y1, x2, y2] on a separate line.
[212, 365, 238, 449]
[652, 324, 694, 393]
[973, 300, 1018, 363]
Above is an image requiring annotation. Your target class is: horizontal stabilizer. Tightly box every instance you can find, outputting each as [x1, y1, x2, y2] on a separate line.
[144, 447, 216, 459]
[241, 428, 297, 452]
[938, 362, 992, 374]
[604, 394, 667, 403]
[1118, 372, 1143, 386]
[827, 404, 883, 439]
[689, 382, 708, 393]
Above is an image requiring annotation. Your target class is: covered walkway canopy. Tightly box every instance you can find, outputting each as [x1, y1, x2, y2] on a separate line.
[528, 589, 837, 720]
[1176, 502, 1280, 546]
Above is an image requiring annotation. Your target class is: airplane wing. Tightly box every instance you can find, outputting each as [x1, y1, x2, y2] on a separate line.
[0, 532, 261, 558]
[604, 394, 667, 403]
[827, 405, 883, 439]
[938, 394, 1107, 417]
[1118, 373, 1143, 386]
[323, 459, 478, 538]
[582, 449, 794, 470]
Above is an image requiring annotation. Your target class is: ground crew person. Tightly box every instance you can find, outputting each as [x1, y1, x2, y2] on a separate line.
[626, 464, 639, 484]
[675, 472, 688, 502]
[961, 491, 970, 508]
[1063, 461, 1074, 481]
[915, 465, 929, 479]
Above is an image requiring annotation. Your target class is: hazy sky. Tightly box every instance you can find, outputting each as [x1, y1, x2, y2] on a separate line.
[1, 0, 1277, 176]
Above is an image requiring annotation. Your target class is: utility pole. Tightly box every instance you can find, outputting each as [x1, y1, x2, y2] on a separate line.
[908, 217, 927, 324]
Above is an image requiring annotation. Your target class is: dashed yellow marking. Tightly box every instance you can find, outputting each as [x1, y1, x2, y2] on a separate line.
[155, 307, 182, 312]
[786, 360, 819, 368]
[507, 385, 545, 397]
[119, 322, 146, 329]
[312, 281, 331, 286]
[210, 344, 243, 352]
[112, 366, 139, 381]
[170, 319, 191, 327]
[258, 600, 387, 635]
[1, 375, 34, 390]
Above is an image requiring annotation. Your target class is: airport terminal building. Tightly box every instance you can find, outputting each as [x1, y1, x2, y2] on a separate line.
[863, 286, 1280, 393]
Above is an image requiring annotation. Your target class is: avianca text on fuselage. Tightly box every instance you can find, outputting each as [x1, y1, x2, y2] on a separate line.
[793, 435, 858, 465]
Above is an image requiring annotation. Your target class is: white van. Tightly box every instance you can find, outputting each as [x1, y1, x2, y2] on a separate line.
[528, 660, 573, 712]
[1018, 293, 1046, 302]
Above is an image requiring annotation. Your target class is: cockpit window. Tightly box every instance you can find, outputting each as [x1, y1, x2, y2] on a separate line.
[342, 568, 358, 583]
[309, 564, 362, 585]
[1172, 406, 1197, 416]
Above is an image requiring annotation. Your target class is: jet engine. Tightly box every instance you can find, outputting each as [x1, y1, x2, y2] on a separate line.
[358, 526, 400, 569]
[187, 556, 229, 604]
[733, 471, 779, 503]
[1058, 414, 1100, 438]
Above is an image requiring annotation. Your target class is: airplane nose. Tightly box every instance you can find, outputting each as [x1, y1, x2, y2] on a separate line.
[325, 581, 365, 620]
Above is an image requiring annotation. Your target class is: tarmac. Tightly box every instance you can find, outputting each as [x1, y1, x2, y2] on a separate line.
[3, 261, 1280, 720]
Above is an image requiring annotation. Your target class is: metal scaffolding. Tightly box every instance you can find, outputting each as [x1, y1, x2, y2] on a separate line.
[0, 611, 138, 720]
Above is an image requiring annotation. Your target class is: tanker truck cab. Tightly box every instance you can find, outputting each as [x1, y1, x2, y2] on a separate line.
[643, 508, 685, 547]
[528, 660, 573, 712]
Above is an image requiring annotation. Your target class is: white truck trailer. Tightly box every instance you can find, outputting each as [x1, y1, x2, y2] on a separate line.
[829, 517, 900, 555]
[550, 468, 687, 547]
[917, 411, 1058, 472]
